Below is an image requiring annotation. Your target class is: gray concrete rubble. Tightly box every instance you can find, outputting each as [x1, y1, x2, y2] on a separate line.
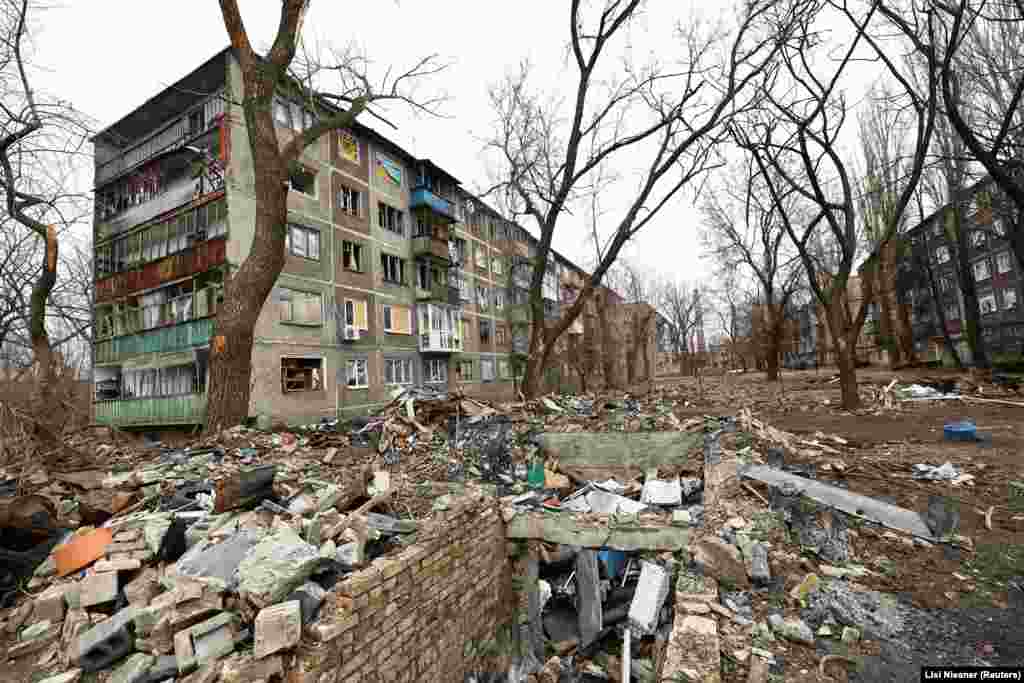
[235, 526, 321, 607]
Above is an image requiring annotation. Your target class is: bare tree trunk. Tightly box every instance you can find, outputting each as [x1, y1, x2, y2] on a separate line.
[29, 226, 59, 447]
[835, 336, 860, 409]
[206, 107, 289, 431]
[766, 332, 780, 381]
[877, 245, 902, 368]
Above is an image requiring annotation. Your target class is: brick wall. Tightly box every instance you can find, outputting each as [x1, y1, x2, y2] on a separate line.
[295, 491, 516, 683]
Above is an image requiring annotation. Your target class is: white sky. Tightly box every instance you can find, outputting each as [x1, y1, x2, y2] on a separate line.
[33, 0, 715, 288]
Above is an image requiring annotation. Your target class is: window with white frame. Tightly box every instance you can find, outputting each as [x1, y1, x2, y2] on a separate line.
[481, 358, 495, 382]
[494, 290, 505, 309]
[973, 259, 991, 282]
[997, 251, 1012, 274]
[383, 304, 393, 332]
[979, 293, 998, 315]
[496, 325, 507, 344]
[380, 253, 405, 284]
[456, 274, 469, 301]
[277, 288, 322, 325]
[378, 203, 404, 235]
[338, 187, 362, 217]
[475, 245, 487, 268]
[383, 358, 413, 385]
[935, 246, 950, 264]
[1003, 288, 1018, 309]
[424, 359, 447, 383]
[287, 224, 320, 260]
[342, 241, 363, 272]
[346, 359, 369, 388]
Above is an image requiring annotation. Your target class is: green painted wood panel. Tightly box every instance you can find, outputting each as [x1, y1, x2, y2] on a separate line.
[94, 394, 207, 426]
[95, 317, 214, 364]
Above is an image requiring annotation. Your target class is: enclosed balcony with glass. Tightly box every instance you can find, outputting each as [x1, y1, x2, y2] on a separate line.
[417, 303, 462, 353]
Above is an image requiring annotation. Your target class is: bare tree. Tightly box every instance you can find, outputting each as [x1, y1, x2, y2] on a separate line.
[482, 0, 810, 397]
[0, 0, 93, 448]
[206, 0, 447, 431]
[656, 278, 703, 374]
[736, 0, 940, 409]
[701, 158, 804, 380]
[710, 274, 757, 371]
[618, 260, 657, 386]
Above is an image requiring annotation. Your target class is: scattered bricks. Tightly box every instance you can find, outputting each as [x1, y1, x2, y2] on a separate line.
[78, 570, 119, 608]
[39, 671, 82, 683]
[746, 655, 770, 683]
[95, 558, 143, 573]
[72, 606, 139, 672]
[106, 539, 147, 556]
[219, 653, 283, 683]
[124, 567, 161, 605]
[174, 612, 237, 674]
[177, 661, 220, 683]
[114, 529, 143, 543]
[34, 583, 70, 622]
[236, 525, 321, 607]
[60, 608, 90, 659]
[661, 614, 720, 683]
[254, 600, 301, 658]
[692, 537, 750, 589]
[109, 653, 156, 683]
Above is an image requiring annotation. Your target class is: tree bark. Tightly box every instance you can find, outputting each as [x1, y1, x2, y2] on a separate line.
[766, 332, 780, 381]
[29, 226, 59, 450]
[835, 336, 860, 410]
[205, 64, 289, 433]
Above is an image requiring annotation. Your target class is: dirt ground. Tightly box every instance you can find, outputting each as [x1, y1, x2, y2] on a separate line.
[663, 367, 1024, 681]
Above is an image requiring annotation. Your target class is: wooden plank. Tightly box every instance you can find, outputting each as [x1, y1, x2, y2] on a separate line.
[505, 512, 688, 551]
[536, 432, 702, 482]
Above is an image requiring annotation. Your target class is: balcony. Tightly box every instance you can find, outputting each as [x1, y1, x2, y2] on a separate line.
[507, 304, 531, 325]
[94, 394, 207, 427]
[410, 187, 456, 222]
[419, 331, 461, 353]
[412, 234, 452, 263]
[95, 317, 214, 365]
[96, 179, 199, 242]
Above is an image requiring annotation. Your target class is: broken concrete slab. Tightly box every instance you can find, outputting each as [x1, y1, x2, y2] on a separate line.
[284, 581, 327, 626]
[72, 605, 138, 671]
[236, 525, 321, 607]
[536, 432, 702, 481]
[140, 654, 178, 683]
[253, 600, 301, 658]
[174, 612, 237, 674]
[662, 614, 721, 683]
[627, 561, 670, 635]
[505, 513, 688, 551]
[171, 528, 264, 593]
[925, 495, 961, 537]
[741, 465, 934, 539]
[767, 613, 814, 645]
[575, 550, 602, 647]
[585, 489, 647, 515]
[94, 558, 142, 573]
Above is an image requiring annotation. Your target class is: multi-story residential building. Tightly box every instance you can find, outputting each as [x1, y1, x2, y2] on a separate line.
[897, 177, 1024, 365]
[89, 49, 624, 428]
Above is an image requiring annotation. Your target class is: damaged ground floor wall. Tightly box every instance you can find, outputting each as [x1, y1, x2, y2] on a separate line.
[298, 491, 518, 683]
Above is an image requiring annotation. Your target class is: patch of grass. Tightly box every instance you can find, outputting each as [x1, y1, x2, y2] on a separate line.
[767, 590, 786, 610]
[960, 542, 1024, 607]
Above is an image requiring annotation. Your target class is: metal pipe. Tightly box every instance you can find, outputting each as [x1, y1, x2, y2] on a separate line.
[622, 627, 631, 682]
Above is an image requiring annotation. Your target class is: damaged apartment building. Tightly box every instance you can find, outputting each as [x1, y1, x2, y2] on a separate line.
[91, 49, 652, 429]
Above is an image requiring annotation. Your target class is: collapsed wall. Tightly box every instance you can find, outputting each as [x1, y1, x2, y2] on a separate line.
[298, 490, 516, 683]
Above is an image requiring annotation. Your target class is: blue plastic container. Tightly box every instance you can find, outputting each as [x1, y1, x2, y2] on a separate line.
[944, 420, 977, 442]
[597, 549, 627, 579]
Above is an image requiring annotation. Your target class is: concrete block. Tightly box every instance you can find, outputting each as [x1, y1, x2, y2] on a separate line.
[172, 529, 264, 592]
[34, 584, 69, 623]
[254, 600, 301, 658]
[175, 612, 237, 674]
[141, 654, 178, 682]
[109, 653, 155, 683]
[285, 582, 327, 625]
[236, 526, 321, 607]
[78, 571, 119, 607]
[627, 561, 670, 635]
[72, 606, 139, 672]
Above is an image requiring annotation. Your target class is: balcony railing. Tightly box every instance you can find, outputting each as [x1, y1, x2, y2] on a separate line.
[96, 179, 200, 242]
[95, 94, 225, 186]
[95, 317, 214, 365]
[410, 187, 456, 222]
[94, 394, 207, 426]
[97, 284, 222, 341]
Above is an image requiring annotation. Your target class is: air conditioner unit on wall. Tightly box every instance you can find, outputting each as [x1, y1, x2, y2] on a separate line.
[343, 325, 357, 341]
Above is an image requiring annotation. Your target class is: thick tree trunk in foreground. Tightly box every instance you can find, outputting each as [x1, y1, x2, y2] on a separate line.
[29, 226, 59, 449]
[834, 337, 860, 410]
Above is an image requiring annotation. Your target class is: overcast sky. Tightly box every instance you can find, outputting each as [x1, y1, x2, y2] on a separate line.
[33, 1, 720, 287]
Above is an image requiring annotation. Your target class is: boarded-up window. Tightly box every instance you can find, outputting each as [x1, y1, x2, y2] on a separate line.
[281, 357, 323, 392]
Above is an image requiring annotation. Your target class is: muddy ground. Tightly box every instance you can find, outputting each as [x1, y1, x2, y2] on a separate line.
[663, 367, 1024, 681]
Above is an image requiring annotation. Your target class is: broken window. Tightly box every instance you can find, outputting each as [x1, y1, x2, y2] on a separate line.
[417, 261, 430, 290]
[971, 230, 987, 248]
[346, 359, 369, 388]
[479, 319, 492, 343]
[378, 203, 404, 235]
[384, 358, 413, 385]
[289, 167, 316, 196]
[122, 364, 201, 399]
[498, 359, 510, 379]
[342, 241, 363, 272]
[287, 224, 320, 260]
[281, 357, 323, 392]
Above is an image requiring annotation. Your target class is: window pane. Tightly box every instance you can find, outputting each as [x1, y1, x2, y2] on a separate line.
[308, 230, 319, 260]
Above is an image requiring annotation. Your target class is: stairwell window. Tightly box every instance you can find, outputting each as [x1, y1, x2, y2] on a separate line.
[381, 253, 405, 284]
[287, 224, 320, 260]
